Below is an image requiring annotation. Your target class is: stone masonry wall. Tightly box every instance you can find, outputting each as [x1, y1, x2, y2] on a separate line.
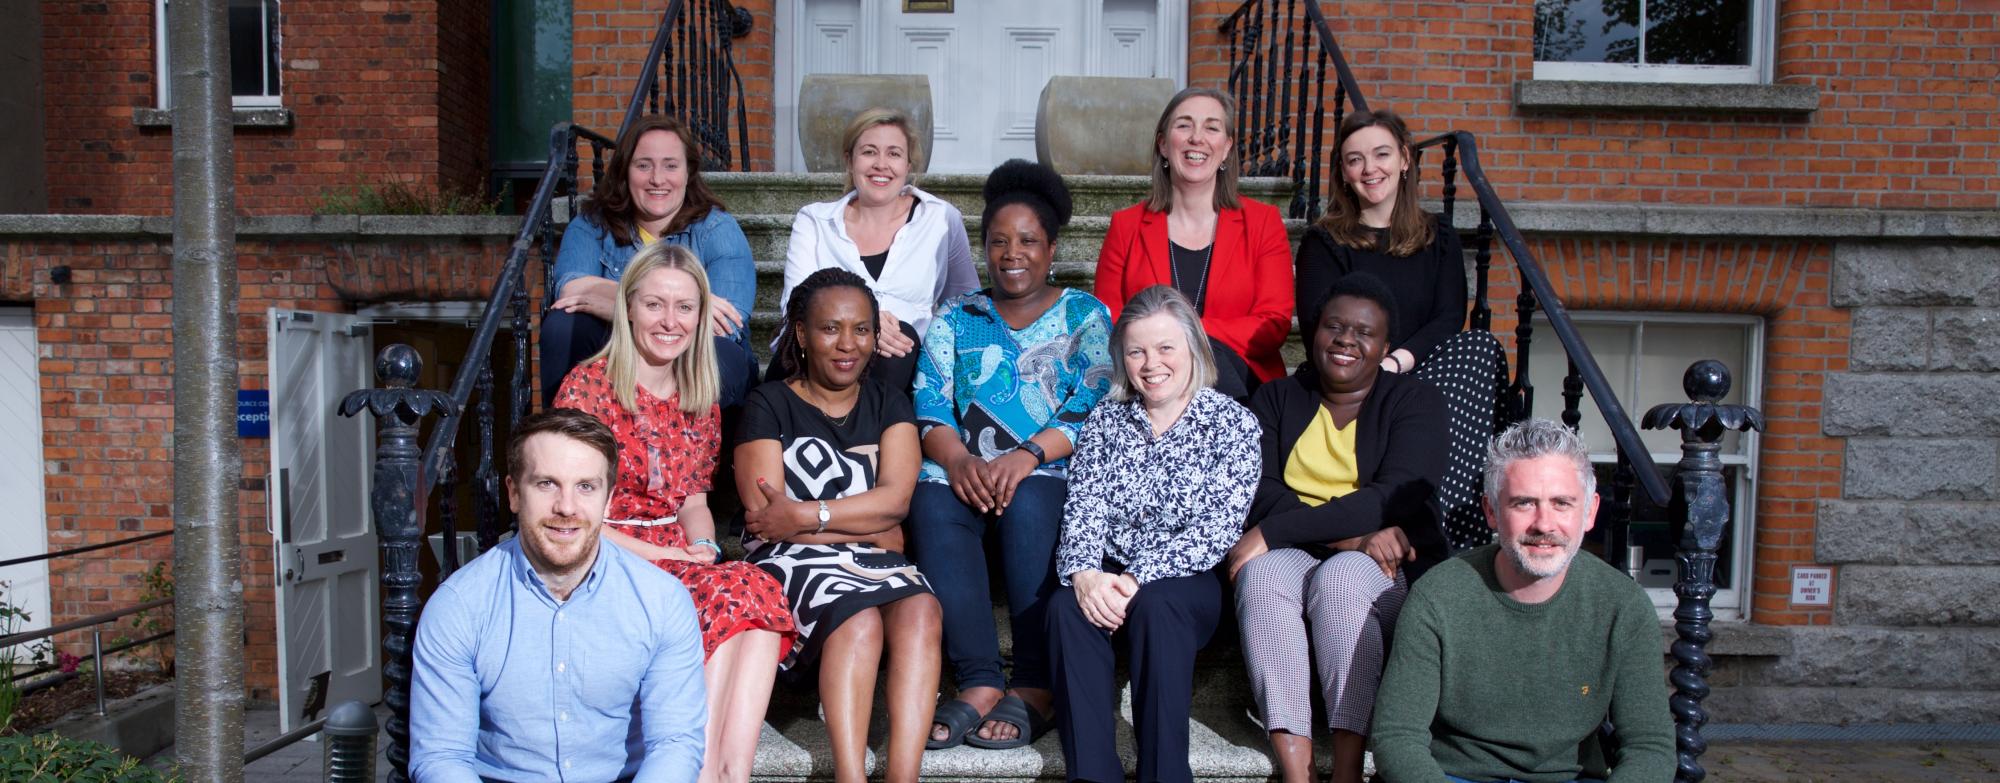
[1702, 240, 2000, 723]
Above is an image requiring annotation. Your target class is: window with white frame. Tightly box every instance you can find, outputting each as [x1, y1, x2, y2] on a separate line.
[1526, 313, 1763, 619]
[155, 0, 283, 109]
[1532, 0, 1774, 84]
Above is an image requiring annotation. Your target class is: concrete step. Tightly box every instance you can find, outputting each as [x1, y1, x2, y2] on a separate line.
[706, 173, 1297, 221]
[748, 659, 1358, 781]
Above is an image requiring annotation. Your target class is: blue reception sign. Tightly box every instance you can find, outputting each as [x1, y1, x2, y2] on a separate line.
[239, 389, 271, 438]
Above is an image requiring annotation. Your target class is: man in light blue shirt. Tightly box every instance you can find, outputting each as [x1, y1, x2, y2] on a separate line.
[411, 408, 707, 782]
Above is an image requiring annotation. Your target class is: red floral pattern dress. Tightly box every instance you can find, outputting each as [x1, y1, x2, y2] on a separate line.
[554, 359, 796, 659]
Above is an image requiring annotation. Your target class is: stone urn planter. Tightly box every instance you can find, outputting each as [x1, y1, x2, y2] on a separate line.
[1035, 76, 1179, 175]
[796, 74, 935, 174]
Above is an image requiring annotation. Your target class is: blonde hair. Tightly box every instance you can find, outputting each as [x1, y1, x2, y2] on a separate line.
[590, 243, 720, 415]
[1106, 286, 1219, 402]
[1145, 87, 1242, 214]
[841, 107, 926, 184]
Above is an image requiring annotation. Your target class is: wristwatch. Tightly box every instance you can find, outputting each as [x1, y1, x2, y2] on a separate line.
[816, 500, 831, 534]
[1016, 439, 1047, 466]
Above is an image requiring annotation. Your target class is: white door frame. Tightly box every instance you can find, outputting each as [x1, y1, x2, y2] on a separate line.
[772, 0, 1189, 172]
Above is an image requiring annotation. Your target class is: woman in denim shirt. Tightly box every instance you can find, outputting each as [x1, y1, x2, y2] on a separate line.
[545, 114, 759, 407]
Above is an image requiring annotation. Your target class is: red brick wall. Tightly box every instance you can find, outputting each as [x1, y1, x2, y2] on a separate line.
[40, 0, 493, 215]
[571, 0, 777, 171]
[2, 231, 512, 697]
[1189, 0, 2000, 210]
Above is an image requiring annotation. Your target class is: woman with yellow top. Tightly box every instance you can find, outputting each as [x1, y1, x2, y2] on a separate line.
[1222, 272, 1449, 783]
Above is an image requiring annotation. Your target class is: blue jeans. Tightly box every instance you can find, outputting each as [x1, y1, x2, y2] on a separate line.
[1446, 777, 1604, 783]
[906, 476, 1065, 692]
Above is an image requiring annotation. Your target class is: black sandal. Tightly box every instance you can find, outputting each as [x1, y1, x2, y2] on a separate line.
[926, 698, 985, 750]
[964, 694, 1053, 750]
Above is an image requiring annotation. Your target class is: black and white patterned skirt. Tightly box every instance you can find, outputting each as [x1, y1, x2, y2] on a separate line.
[744, 541, 933, 670]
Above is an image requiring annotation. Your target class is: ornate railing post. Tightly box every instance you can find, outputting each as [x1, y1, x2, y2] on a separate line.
[340, 345, 454, 783]
[1641, 360, 1763, 783]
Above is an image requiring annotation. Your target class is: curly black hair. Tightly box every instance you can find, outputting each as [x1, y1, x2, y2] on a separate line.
[980, 158, 1074, 244]
[772, 267, 881, 379]
[1309, 271, 1401, 339]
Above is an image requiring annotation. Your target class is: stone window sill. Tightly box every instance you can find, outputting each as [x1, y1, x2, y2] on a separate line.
[1514, 80, 1819, 115]
[133, 107, 295, 128]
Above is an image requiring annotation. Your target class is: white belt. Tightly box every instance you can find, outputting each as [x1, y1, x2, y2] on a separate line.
[611, 515, 679, 528]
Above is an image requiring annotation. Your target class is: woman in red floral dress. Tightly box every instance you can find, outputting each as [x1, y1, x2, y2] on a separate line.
[554, 243, 793, 783]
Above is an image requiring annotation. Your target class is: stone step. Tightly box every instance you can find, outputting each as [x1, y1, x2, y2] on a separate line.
[747, 659, 1358, 781]
[706, 173, 1297, 220]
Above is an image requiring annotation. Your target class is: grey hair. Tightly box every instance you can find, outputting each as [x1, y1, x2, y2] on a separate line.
[1484, 418, 1596, 508]
[1107, 285, 1218, 402]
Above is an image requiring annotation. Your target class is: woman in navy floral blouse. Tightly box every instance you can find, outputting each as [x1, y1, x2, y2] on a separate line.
[1046, 285, 1262, 783]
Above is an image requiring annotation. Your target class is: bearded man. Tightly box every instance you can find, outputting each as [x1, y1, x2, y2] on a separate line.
[1370, 418, 1672, 783]
[410, 408, 706, 782]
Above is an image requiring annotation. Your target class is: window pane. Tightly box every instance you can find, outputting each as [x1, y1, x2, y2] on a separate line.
[1526, 321, 1634, 456]
[1533, 0, 1639, 64]
[1644, 0, 1752, 66]
[1594, 463, 1741, 591]
[227, 0, 268, 98]
[262, 0, 281, 97]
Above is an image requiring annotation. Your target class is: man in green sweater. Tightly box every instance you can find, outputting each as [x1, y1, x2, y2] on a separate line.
[1371, 418, 1673, 783]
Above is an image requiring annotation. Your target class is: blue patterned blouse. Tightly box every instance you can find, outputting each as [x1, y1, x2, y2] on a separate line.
[914, 287, 1114, 483]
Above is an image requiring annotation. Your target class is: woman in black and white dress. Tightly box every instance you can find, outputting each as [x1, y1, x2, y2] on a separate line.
[735, 267, 942, 783]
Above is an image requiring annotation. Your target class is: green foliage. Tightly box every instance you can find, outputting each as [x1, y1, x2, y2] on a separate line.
[0, 581, 35, 734]
[0, 733, 180, 782]
[312, 178, 498, 216]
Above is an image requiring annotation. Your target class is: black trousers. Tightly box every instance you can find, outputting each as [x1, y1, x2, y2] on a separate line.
[1046, 568, 1224, 783]
[540, 308, 756, 409]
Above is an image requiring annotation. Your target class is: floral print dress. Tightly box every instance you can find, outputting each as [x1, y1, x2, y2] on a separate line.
[555, 358, 795, 660]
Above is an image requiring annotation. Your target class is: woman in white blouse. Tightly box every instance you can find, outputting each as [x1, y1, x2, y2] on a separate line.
[780, 107, 980, 394]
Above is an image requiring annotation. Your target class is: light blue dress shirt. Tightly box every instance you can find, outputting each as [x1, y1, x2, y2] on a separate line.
[410, 536, 707, 783]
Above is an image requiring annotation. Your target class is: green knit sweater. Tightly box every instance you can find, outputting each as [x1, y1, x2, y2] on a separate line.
[1370, 545, 1674, 783]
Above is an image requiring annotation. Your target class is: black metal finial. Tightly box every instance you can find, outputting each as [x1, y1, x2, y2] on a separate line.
[1682, 359, 1730, 403]
[376, 343, 422, 389]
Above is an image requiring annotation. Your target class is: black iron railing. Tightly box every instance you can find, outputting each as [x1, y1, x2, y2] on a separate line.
[1221, 2, 1761, 781]
[339, 3, 753, 780]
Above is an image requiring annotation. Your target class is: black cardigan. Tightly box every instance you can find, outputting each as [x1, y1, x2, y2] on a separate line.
[1245, 367, 1452, 579]
[1294, 215, 1466, 366]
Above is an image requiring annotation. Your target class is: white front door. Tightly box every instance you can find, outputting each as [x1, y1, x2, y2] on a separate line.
[779, 0, 1187, 172]
[0, 310, 49, 651]
[268, 309, 380, 730]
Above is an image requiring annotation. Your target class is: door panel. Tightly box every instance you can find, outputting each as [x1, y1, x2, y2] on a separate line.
[0, 311, 49, 651]
[269, 309, 379, 730]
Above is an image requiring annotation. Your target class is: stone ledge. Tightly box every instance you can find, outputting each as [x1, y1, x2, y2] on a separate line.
[0, 213, 519, 239]
[1515, 80, 1819, 115]
[1668, 620, 1792, 657]
[1437, 202, 2000, 241]
[132, 106, 296, 128]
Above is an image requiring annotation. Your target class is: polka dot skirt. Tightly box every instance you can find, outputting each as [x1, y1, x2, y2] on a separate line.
[1412, 331, 1504, 551]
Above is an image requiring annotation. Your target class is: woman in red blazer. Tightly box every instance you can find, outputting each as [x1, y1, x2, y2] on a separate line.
[1095, 87, 1294, 397]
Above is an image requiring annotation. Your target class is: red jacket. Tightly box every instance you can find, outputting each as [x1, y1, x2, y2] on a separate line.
[1093, 198, 1295, 382]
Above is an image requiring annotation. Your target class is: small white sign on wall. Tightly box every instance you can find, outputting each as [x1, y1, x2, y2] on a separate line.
[1791, 566, 1833, 606]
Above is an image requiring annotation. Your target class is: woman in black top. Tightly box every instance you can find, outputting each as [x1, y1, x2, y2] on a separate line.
[1293, 107, 1498, 550]
[1225, 273, 1448, 783]
[735, 268, 942, 783]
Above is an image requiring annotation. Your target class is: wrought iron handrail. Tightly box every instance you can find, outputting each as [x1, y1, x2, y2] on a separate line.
[1411, 130, 1672, 507]
[623, 0, 753, 170]
[0, 529, 174, 570]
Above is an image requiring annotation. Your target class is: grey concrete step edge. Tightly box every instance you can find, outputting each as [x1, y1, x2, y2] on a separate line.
[747, 662, 1357, 781]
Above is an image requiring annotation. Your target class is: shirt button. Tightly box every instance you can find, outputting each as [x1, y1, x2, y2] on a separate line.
[560, 710, 569, 722]
[563, 759, 572, 770]
[556, 661, 566, 673]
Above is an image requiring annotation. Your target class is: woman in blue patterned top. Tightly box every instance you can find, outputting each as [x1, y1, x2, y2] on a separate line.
[1048, 285, 1261, 783]
[907, 160, 1114, 751]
